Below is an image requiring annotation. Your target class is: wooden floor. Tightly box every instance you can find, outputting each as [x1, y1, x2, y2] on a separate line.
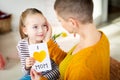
[110, 57, 120, 80]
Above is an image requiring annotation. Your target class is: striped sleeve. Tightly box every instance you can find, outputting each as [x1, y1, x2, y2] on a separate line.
[17, 39, 30, 74]
[42, 59, 60, 80]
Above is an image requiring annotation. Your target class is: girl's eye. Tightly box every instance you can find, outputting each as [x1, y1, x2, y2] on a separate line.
[33, 26, 38, 29]
[42, 25, 47, 28]
[43, 25, 47, 27]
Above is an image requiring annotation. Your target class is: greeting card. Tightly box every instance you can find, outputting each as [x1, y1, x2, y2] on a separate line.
[29, 43, 52, 72]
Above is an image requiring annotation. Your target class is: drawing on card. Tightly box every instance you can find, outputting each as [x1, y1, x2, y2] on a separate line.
[29, 43, 52, 72]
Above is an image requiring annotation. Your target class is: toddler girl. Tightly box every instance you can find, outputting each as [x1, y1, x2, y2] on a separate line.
[17, 8, 60, 80]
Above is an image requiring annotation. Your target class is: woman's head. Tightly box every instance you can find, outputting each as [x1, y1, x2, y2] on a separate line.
[19, 8, 48, 44]
[54, 0, 93, 24]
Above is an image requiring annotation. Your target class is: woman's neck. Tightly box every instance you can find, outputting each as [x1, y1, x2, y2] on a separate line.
[72, 23, 101, 55]
[78, 23, 100, 43]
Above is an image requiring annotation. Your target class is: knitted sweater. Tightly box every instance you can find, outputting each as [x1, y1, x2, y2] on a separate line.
[48, 31, 110, 80]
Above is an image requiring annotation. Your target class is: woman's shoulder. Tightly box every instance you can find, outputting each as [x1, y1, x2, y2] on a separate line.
[98, 31, 110, 47]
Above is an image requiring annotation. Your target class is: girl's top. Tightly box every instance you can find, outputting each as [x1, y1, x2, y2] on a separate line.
[17, 38, 60, 80]
[48, 31, 110, 80]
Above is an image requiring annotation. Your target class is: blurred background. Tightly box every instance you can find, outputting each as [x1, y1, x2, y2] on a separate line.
[0, 0, 120, 80]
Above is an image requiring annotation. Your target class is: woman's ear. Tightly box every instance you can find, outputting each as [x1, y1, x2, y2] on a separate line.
[68, 18, 78, 29]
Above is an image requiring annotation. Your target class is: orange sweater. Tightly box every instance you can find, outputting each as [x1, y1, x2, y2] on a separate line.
[48, 32, 110, 80]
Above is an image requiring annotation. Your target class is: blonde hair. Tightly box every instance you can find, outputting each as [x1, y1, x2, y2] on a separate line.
[19, 8, 43, 39]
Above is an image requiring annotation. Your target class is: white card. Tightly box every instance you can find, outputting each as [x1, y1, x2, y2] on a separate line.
[29, 43, 52, 72]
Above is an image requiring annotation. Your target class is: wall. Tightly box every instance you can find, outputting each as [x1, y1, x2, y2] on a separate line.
[93, 0, 108, 25]
[110, 0, 120, 7]
[0, 0, 108, 32]
[0, 0, 57, 31]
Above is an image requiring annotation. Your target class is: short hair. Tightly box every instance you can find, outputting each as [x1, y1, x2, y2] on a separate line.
[19, 8, 43, 39]
[54, 0, 94, 24]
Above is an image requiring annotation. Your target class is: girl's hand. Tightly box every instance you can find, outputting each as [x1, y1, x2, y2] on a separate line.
[30, 69, 41, 80]
[25, 57, 35, 69]
[43, 21, 52, 42]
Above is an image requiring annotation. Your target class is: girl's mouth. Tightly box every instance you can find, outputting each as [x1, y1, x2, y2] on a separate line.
[36, 34, 44, 37]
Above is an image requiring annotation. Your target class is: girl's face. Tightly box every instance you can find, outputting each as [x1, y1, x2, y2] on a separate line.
[23, 13, 48, 44]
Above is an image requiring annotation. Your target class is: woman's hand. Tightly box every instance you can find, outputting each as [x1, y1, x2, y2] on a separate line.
[30, 69, 41, 80]
[25, 57, 35, 69]
[43, 20, 52, 42]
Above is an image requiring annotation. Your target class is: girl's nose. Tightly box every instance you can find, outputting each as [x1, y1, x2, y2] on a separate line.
[37, 27, 43, 32]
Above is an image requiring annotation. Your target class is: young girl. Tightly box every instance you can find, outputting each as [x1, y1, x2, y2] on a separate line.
[17, 8, 60, 80]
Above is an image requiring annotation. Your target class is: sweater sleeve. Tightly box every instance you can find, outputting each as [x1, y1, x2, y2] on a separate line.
[47, 39, 67, 65]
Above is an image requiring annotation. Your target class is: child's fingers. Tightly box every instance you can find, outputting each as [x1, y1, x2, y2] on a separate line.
[25, 57, 34, 67]
[26, 57, 34, 63]
[30, 69, 35, 80]
[30, 69, 40, 80]
[31, 69, 37, 75]
[30, 57, 35, 65]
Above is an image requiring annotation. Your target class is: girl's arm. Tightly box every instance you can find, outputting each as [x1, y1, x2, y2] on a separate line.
[47, 39, 67, 65]
[17, 40, 30, 74]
